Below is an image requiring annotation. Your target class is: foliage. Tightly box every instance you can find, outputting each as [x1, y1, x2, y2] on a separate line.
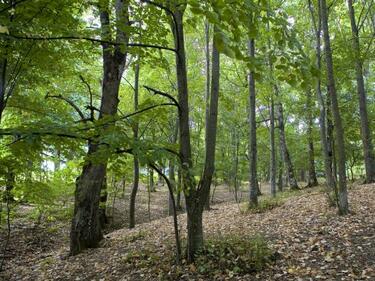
[194, 234, 274, 276]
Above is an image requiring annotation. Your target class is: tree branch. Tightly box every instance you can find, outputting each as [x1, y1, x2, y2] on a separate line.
[79, 75, 95, 121]
[143, 85, 180, 112]
[45, 93, 86, 121]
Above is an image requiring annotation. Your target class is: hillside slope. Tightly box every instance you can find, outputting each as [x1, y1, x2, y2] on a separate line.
[2, 184, 375, 281]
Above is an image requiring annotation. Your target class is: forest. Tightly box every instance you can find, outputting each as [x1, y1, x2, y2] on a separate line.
[0, 0, 374, 280]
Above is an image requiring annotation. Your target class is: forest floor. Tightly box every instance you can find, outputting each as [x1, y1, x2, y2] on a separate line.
[1, 183, 375, 281]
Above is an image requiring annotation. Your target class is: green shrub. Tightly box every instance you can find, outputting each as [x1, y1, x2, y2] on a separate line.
[194, 234, 273, 276]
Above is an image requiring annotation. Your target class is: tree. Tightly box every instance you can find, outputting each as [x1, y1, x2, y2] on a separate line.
[70, 0, 130, 255]
[248, 38, 258, 206]
[129, 61, 140, 229]
[320, 0, 349, 215]
[347, 0, 375, 183]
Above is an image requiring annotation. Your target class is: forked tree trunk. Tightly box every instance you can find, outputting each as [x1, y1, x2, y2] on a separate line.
[320, 0, 349, 215]
[70, 0, 129, 255]
[248, 38, 258, 206]
[347, 0, 375, 183]
[171, 4, 221, 261]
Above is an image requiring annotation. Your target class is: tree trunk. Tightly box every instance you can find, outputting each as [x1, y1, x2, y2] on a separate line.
[176, 167, 182, 210]
[248, 38, 258, 206]
[308, 0, 336, 195]
[70, 0, 129, 255]
[0, 58, 8, 121]
[70, 144, 106, 255]
[347, 0, 375, 183]
[169, 119, 179, 215]
[306, 90, 319, 187]
[171, 4, 221, 261]
[277, 102, 299, 190]
[270, 97, 277, 196]
[149, 167, 155, 192]
[320, 0, 349, 215]
[204, 20, 211, 211]
[129, 62, 140, 229]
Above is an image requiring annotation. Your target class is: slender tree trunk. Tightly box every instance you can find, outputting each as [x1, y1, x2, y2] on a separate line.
[171, 5, 221, 261]
[308, 0, 336, 195]
[277, 102, 299, 190]
[320, 0, 349, 215]
[129, 62, 140, 229]
[149, 167, 155, 192]
[270, 97, 276, 196]
[0, 58, 7, 121]
[70, 0, 129, 255]
[306, 90, 318, 187]
[347, 0, 375, 183]
[169, 119, 179, 215]
[204, 20, 211, 210]
[176, 167, 182, 210]
[248, 38, 258, 206]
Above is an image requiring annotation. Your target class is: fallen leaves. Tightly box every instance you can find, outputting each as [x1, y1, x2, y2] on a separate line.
[1, 183, 375, 280]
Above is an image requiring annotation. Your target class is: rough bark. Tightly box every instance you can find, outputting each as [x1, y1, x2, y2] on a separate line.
[129, 62, 140, 229]
[248, 38, 258, 206]
[320, 0, 349, 215]
[347, 0, 375, 183]
[70, 0, 129, 255]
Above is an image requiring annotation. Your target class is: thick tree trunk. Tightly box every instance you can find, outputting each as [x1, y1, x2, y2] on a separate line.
[129, 62, 140, 229]
[320, 0, 349, 215]
[277, 102, 299, 190]
[347, 0, 375, 183]
[248, 38, 258, 206]
[70, 0, 128, 255]
[70, 144, 106, 255]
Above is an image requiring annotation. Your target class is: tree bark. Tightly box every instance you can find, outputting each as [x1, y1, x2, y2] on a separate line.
[320, 0, 349, 215]
[204, 20, 211, 211]
[306, 90, 319, 187]
[70, 0, 129, 255]
[347, 0, 375, 183]
[129, 61, 140, 229]
[277, 101, 299, 190]
[270, 97, 276, 196]
[248, 38, 258, 206]
[308, 0, 336, 195]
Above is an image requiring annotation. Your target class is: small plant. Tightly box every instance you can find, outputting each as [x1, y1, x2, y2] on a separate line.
[246, 197, 283, 213]
[123, 230, 148, 243]
[194, 234, 273, 276]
